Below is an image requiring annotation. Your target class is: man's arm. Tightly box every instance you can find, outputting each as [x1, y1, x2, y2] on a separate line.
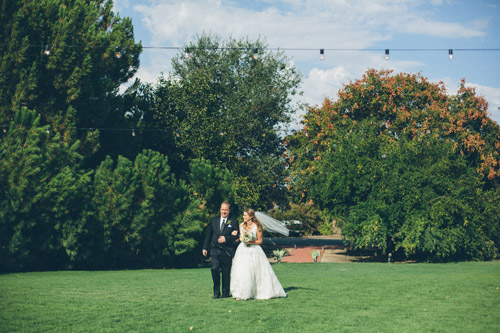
[202, 220, 213, 256]
[227, 220, 240, 243]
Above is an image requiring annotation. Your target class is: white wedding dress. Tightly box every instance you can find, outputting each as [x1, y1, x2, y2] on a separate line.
[230, 224, 287, 300]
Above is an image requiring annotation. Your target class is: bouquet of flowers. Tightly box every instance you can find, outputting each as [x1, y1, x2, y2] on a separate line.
[241, 231, 256, 246]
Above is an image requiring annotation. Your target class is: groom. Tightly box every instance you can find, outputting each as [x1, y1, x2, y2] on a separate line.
[202, 201, 239, 299]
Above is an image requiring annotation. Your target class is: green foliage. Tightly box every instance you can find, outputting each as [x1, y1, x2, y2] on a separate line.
[120, 78, 184, 170]
[188, 158, 260, 219]
[0, 108, 207, 271]
[270, 202, 327, 235]
[128, 33, 301, 209]
[0, 108, 92, 271]
[91, 155, 139, 267]
[0, 5, 258, 272]
[286, 69, 500, 261]
[170, 34, 300, 166]
[0, 110, 244, 271]
[230, 175, 260, 212]
[88, 150, 205, 269]
[188, 158, 234, 214]
[0, 0, 141, 164]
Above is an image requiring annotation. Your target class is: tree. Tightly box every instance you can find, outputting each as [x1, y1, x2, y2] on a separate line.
[0, 109, 208, 271]
[0, 0, 141, 165]
[269, 202, 328, 235]
[90, 155, 138, 268]
[0, 108, 92, 271]
[188, 157, 260, 218]
[119, 77, 186, 173]
[128, 33, 302, 209]
[286, 69, 500, 261]
[89, 150, 205, 269]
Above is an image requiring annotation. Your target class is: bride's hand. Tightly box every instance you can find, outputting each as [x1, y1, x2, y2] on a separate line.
[231, 230, 238, 236]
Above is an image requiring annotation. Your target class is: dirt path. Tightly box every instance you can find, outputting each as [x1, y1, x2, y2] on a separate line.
[269, 246, 369, 263]
[266, 235, 375, 263]
[279, 247, 323, 263]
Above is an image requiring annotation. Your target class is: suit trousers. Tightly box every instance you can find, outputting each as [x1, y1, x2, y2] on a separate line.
[211, 250, 233, 296]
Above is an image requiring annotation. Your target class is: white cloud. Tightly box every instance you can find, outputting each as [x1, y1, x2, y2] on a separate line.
[399, 19, 485, 38]
[112, 0, 131, 13]
[301, 66, 349, 105]
[132, 0, 485, 49]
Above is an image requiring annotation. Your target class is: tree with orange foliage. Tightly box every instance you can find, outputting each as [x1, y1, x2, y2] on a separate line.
[286, 69, 500, 261]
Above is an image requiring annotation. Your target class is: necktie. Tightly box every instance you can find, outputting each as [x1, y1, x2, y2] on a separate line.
[221, 218, 225, 230]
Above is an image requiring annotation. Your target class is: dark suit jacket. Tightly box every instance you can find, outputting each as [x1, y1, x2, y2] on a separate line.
[203, 215, 239, 258]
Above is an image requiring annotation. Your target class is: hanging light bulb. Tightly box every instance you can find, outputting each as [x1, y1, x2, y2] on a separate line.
[185, 47, 190, 59]
[253, 48, 258, 60]
[132, 129, 135, 137]
[385, 49, 390, 60]
[320, 49, 325, 60]
[115, 48, 121, 58]
[44, 45, 50, 55]
[448, 49, 453, 60]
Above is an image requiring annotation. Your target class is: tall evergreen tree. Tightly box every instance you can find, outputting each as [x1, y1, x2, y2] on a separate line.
[91, 155, 138, 268]
[0, 0, 141, 165]
[0, 108, 92, 271]
[90, 150, 205, 269]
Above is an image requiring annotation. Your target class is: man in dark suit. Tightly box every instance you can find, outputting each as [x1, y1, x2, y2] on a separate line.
[202, 201, 239, 298]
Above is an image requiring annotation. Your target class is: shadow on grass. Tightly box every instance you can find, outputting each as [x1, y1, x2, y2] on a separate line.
[284, 286, 317, 292]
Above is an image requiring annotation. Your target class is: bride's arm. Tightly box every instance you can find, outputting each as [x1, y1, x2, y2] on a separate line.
[238, 224, 244, 242]
[253, 228, 263, 245]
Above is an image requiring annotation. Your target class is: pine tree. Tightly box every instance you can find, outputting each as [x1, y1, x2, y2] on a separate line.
[0, 0, 141, 164]
[91, 155, 137, 268]
[0, 108, 92, 271]
[90, 150, 206, 269]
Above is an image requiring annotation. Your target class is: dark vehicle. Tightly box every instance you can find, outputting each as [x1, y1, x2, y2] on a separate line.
[284, 220, 303, 237]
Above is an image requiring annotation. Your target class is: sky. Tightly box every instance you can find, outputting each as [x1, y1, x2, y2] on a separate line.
[113, 0, 500, 127]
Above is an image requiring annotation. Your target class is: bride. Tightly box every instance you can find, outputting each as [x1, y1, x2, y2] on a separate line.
[230, 208, 287, 300]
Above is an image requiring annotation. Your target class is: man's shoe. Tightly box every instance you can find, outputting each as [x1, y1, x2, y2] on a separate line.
[212, 294, 221, 299]
[221, 294, 231, 298]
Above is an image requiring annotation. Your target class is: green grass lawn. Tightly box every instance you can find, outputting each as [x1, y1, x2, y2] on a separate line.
[1, 261, 499, 332]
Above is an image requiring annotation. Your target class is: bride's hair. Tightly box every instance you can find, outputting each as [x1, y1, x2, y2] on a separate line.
[245, 208, 263, 231]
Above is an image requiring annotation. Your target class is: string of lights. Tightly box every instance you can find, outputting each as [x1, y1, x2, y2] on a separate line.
[0, 125, 292, 136]
[0, 125, 141, 136]
[156, 46, 500, 61]
[16, 43, 500, 61]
